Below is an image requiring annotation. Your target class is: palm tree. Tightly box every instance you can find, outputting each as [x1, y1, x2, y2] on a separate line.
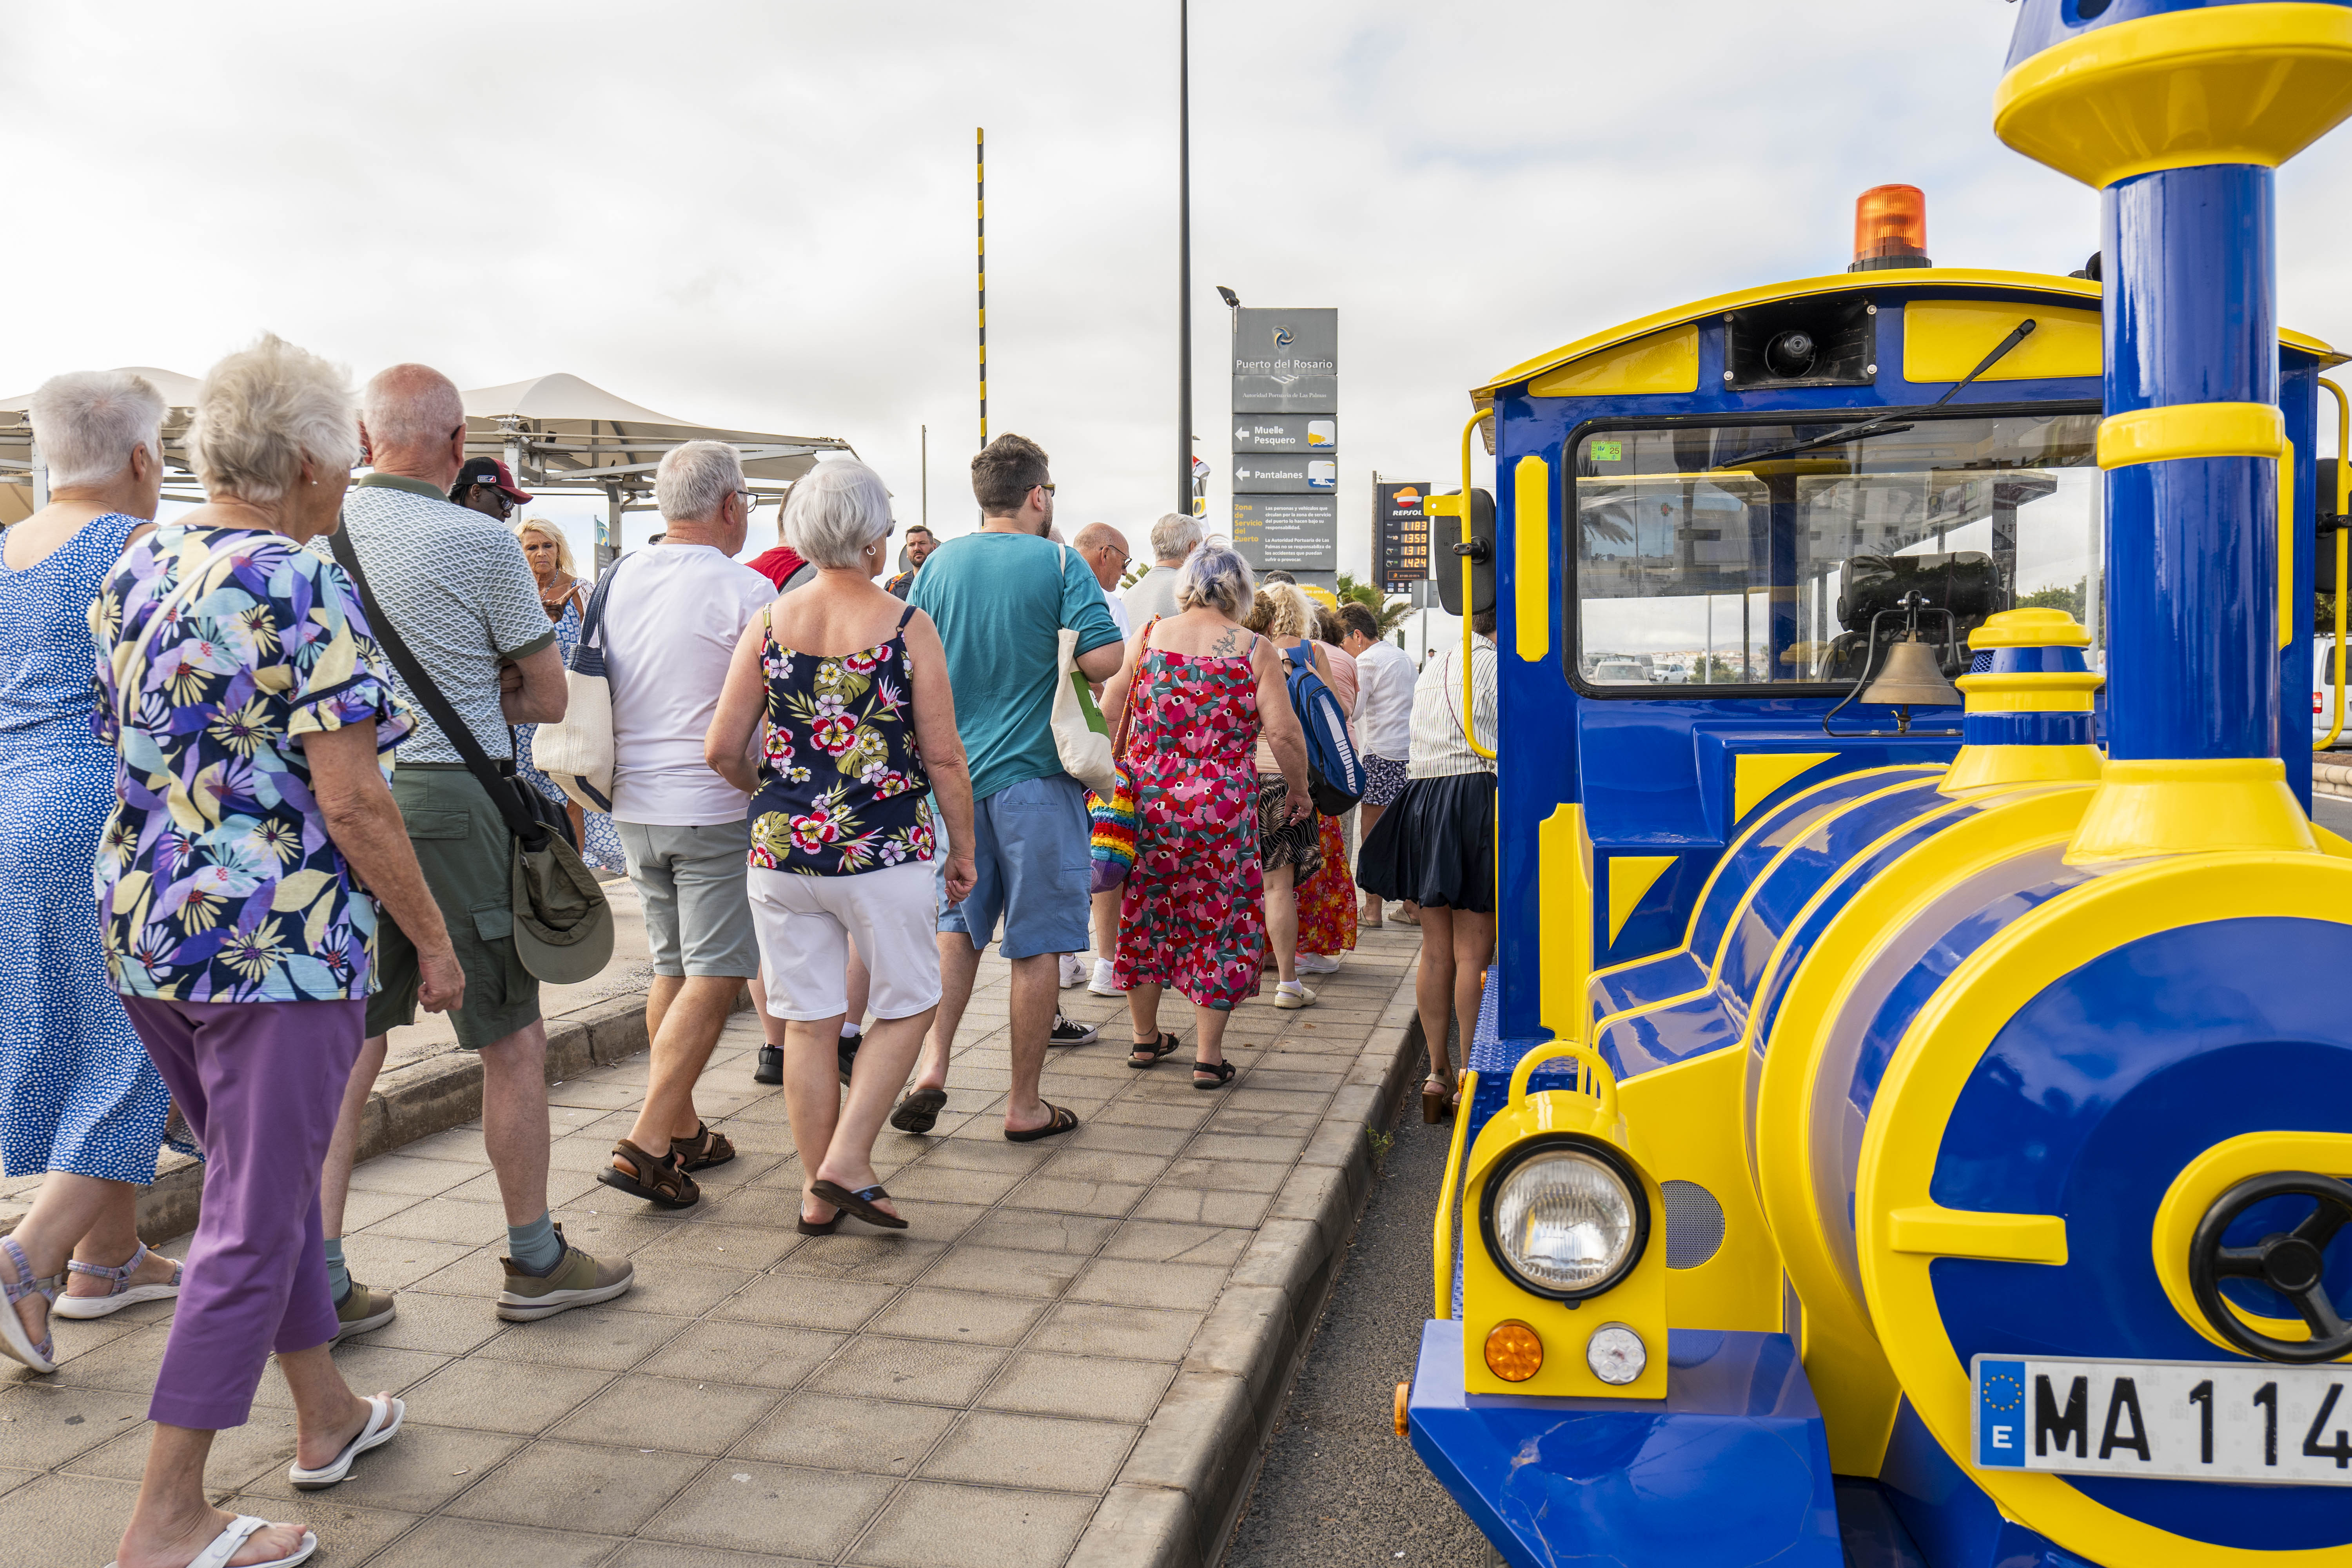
[1336, 572, 1412, 636]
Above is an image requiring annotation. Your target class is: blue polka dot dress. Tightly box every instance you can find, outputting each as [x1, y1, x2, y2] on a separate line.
[0, 511, 167, 1183]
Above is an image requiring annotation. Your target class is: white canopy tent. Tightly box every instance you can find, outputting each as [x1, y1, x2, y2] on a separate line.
[0, 368, 852, 563]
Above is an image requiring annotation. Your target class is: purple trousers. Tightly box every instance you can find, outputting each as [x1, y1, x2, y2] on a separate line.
[123, 996, 363, 1431]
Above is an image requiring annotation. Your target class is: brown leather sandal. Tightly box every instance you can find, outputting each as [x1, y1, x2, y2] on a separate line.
[670, 1122, 735, 1171]
[1421, 1074, 1457, 1125]
[597, 1139, 701, 1209]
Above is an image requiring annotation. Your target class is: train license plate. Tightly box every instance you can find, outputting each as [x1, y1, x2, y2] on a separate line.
[1971, 1355, 2352, 1485]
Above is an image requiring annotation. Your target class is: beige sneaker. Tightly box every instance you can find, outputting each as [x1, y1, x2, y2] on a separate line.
[332, 1281, 397, 1342]
[1274, 981, 1318, 1009]
[497, 1225, 633, 1322]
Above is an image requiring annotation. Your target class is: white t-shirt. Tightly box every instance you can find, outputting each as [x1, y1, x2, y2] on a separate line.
[1103, 583, 1131, 638]
[601, 542, 776, 825]
[1352, 639, 1416, 762]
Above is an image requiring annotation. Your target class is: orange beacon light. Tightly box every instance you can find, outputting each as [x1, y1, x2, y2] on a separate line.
[1851, 183, 1929, 271]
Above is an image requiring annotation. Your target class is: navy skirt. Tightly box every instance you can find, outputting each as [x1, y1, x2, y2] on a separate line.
[1356, 771, 1495, 914]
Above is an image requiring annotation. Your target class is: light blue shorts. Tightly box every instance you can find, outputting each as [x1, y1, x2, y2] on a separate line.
[936, 773, 1092, 960]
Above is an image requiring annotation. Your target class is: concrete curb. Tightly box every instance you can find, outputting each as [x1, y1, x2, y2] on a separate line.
[1069, 968, 1427, 1568]
[2, 987, 753, 1245]
[2316, 758, 2352, 801]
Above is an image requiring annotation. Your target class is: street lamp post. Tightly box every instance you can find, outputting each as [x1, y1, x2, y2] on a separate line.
[1176, 0, 1193, 517]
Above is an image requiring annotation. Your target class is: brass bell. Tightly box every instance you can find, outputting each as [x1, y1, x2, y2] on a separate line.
[1861, 635, 1963, 713]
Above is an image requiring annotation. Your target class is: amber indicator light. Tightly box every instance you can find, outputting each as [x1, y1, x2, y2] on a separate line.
[1483, 1320, 1544, 1383]
[1853, 183, 1927, 264]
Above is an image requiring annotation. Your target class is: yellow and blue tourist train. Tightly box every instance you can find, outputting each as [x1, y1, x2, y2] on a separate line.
[1399, 3, 2352, 1564]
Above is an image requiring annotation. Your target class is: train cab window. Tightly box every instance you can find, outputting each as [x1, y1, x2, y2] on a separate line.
[1570, 409, 2101, 690]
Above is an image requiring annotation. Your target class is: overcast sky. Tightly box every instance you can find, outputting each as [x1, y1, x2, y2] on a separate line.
[7, 0, 2351, 584]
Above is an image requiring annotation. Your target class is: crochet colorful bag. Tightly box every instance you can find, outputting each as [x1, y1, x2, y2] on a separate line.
[1088, 617, 1151, 895]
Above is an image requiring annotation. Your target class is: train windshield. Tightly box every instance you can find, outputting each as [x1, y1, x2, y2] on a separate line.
[1571, 408, 2102, 690]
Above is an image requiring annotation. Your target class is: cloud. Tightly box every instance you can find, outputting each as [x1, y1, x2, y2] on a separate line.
[7, 0, 2348, 575]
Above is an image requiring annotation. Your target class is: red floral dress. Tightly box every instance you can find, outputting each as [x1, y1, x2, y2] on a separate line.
[1113, 645, 1266, 1009]
[1297, 813, 1359, 956]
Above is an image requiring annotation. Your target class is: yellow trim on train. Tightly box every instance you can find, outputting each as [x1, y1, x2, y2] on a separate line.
[1748, 784, 2093, 1476]
[1605, 855, 1678, 947]
[1940, 744, 2102, 794]
[1537, 806, 1592, 1044]
[1993, 1, 2352, 190]
[2096, 401, 2286, 468]
[1471, 269, 2343, 403]
[2150, 1130, 2352, 1361]
[1432, 1070, 1479, 1321]
[1526, 324, 1699, 398]
[1904, 300, 2101, 384]
[1734, 752, 1840, 825]
[2067, 756, 2318, 864]
[1619, 1045, 1782, 1333]
[1886, 1206, 2067, 1265]
[1947, 671, 2101, 712]
[1857, 851, 2352, 1565]
[1513, 455, 1550, 662]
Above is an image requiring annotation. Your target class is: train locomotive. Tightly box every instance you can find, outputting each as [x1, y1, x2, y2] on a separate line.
[1399, 4, 2352, 1564]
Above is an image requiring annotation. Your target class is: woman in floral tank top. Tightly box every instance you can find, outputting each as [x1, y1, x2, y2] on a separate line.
[707, 461, 974, 1234]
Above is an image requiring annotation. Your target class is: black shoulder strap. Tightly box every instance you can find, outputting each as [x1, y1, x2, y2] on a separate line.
[895, 602, 917, 632]
[327, 514, 547, 848]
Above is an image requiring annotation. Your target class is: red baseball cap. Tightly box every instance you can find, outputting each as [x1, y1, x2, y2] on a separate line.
[456, 456, 533, 503]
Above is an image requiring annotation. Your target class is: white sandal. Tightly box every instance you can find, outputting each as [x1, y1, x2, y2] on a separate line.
[105, 1515, 317, 1568]
[286, 1394, 403, 1490]
[0, 1235, 61, 1374]
[53, 1240, 183, 1320]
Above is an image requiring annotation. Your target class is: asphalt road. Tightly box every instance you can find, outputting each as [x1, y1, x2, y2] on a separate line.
[1223, 1023, 1492, 1568]
[2313, 788, 2352, 838]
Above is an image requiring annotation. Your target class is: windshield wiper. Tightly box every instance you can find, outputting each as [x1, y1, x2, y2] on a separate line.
[1718, 317, 2039, 470]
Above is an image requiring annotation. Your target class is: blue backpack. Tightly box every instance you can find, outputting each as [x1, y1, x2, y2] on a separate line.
[1282, 642, 1366, 815]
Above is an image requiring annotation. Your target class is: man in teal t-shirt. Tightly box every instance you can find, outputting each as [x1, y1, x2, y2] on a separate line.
[904, 434, 1123, 1143]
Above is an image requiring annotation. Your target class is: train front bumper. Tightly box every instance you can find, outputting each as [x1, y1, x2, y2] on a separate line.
[1406, 1319, 1844, 1568]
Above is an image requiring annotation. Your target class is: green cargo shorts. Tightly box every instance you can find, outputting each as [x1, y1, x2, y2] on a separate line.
[368, 764, 542, 1049]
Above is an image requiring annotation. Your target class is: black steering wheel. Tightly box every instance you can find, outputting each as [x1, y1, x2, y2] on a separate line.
[2189, 1171, 2352, 1365]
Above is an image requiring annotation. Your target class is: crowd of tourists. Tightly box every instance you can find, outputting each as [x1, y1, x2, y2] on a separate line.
[0, 345, 1497, 1568]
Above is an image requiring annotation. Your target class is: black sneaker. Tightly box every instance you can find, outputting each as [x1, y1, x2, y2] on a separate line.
[1049, 1012, 1099, 1047]
[837, 1030, 862, 1084]
[753, 1045, 782, 1085]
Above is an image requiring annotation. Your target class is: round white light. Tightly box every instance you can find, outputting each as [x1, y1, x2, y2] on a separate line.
[1489, 1144, 1642, 1294]
[1587, 1323, 1647, 1386]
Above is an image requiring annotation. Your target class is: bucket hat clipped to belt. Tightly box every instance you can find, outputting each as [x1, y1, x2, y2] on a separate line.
[329, 516, 615, 986]
[510, 833, 614, 984]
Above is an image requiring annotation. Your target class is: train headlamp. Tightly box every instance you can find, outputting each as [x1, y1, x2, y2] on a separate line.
[1480, 1137, 1650, 1299]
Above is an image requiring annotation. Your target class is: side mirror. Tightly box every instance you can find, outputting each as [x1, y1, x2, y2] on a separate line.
[1432, 486, 1495, 617]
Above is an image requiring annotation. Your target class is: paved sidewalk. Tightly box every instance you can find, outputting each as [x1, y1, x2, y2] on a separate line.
[0, 927, 1419, 1568]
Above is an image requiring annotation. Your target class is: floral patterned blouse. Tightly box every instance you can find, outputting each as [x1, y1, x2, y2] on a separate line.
[89, 524, 414, 1002]
[748, 603, 935, 875]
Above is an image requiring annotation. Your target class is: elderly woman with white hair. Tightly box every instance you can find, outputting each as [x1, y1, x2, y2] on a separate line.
[32, 336, 467, 1568]
[707, 459, 976, 1232]
[1100, 540, 1312, 1085]
[0, 370, 188, 1344]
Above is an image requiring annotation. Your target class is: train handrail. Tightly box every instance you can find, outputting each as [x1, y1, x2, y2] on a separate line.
[1505, 1038, 1619, 1113]
[1458, 410, 1496, 761]
[1431, 1069, 1478, 1319]
[2319, 377, 2348, 751]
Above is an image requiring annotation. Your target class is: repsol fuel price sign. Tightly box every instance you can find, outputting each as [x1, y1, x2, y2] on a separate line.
[1376, 481, 1430, 594]
[1972, 1355, 2352, 1485]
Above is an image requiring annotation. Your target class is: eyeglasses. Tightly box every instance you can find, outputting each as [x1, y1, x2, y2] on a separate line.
[1032, 482, 1056, 497]
[735, 488, 759, 511]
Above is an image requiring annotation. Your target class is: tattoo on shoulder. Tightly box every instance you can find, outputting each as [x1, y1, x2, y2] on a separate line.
[1210, 626, 1241, 657]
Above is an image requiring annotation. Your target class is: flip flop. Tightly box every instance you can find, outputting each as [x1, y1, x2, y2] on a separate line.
[889, 1087, 949, 1135]
[107, 1515, 317, 1568]
[808, 1179, 909, 1230]
[1004, 1102, 1080, 1143]
[287, 1394, 403, 1489]
[1127, 1031, 1180, 1069]
[797, 1208, 843, 1236]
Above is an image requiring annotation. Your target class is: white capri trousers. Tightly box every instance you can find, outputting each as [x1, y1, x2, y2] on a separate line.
[748, 859, 944, 1022]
